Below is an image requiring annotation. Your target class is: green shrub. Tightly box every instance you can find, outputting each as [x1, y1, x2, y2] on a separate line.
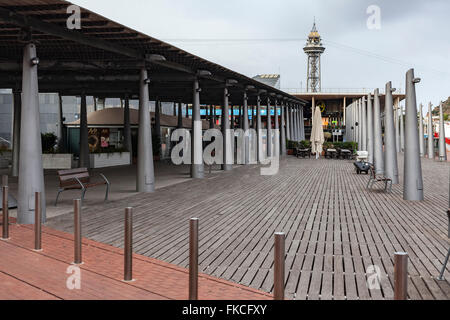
[286, 140, 299, 149]
[298, 140, 311, 149]
[41, 133, 57, 153]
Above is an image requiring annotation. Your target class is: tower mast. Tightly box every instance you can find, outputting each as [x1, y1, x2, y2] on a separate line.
[303, 20, 325, 93]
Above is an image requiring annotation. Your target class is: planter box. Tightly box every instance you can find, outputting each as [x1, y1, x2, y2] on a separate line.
[43, 153, 73, 169]
[0, 151, 12, 169]
[89, 152, 130, 168]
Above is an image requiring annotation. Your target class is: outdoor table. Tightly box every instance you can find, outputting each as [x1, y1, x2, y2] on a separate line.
[340, 149, 352, 160]
[326, 148, 337, 159]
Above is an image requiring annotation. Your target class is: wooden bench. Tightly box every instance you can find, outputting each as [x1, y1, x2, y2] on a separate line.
[366, 164, 392, 193]
[55, 168, 110, 206]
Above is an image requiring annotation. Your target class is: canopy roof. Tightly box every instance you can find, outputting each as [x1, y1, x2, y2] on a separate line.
[67, 108, 217, 130]
[0, 0, 307, 106]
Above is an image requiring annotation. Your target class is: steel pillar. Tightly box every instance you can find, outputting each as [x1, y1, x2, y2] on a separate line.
[123, 96, 132, 159]
[136, 68, 155, 192]
[300, 106, 304, 141]
[274, 100, 280, 157]
[57, 94, 67, 153]
[79, 93, 90, 169]
[373, 89, 384, 175]
[438, 102, 447, 161]
[281, 102, 287, 156]
[400, 106, 405, 152]
[256, 96, 263, 163]
[297, 105, 302, 142]
[177, 102, 183, 128]
[243, 92, 250, 164]
[361, 98, 367, 151]
[285, 103, 291, 141]
[290, 107, 295, 142]
[222, 87, 232, 171]
[11, 90, 21, 177]
[395, 103, 401, 153]
[418, 104, 425, 157]
[403, 69, 423, 201]
[384, 82, 399, 184]
[293, 107, 298, 142]
[191, 79, 204, 178]
[427, 102, 434, 159]
[267, 98, 272, 157]
[155, 100, 161, 158]
[357, 99, 362, 151]
[367, 94, 374, 163]
[18, 43, 46, 224]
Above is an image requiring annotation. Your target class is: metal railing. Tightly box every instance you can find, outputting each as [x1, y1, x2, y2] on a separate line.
[282, 88, 404, 95]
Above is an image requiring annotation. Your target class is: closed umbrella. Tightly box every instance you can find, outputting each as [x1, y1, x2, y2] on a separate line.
[310, 106, 324, 159]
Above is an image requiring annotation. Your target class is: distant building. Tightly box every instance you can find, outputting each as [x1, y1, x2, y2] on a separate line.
[0, 92, 178, 147]
[252, 74, 281, 89]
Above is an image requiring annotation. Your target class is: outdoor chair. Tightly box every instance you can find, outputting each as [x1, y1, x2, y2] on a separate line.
[356, 151, 369, 162]
[366, 164, 392, 193]
[296, 148, 311, 158]
[55, 168, 110, 206]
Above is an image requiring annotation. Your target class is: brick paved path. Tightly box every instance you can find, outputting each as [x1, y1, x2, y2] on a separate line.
[0, 223, 271, 300]
[47, 155, 450, 300]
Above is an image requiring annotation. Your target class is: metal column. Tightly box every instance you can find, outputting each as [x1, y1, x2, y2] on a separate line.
[281, 101, 287, 156]
[373, 89, 384, 175]
[191, 79, 204, 178]
[136, 68, 155, 192]
[155, 100, 161, 158]
[243, 92, 250, 164]
[274, 100, 280, 157]
[256, 95, 263, 163]
[384, 82, 399, 184]
[367, 94, 374, 163]
[418, 103, 425, 158]
[18, 43, 46, 224]
[438, 102, 447, 161]
[285, 103, 291, 141]
[222, 87, 232, 171]
[361, 97, 367, 151]
[427, 102, 434, 159]
[11, 90, 21, 177]
[79, 93, 90, 169]
[177, 102, 183, 128]
[267, 98, 272, 157]
[400, 105, 405, 152]
[403, 69, 423, 201]
[123, 96, 132, 160]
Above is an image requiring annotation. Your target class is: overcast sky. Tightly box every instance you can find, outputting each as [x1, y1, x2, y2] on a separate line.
[73, 0, 450, 109]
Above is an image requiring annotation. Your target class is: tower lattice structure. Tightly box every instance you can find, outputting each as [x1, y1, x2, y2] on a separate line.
[303, 21, 325, 93]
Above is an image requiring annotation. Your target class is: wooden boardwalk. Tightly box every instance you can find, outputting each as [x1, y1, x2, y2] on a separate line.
[47, 155, 450, 300]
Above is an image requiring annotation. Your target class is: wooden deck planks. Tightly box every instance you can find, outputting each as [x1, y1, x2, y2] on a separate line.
[47, 155, 450, 300]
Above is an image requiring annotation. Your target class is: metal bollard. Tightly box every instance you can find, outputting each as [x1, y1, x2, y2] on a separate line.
[273, 232, 285, 300]
[394, 252, 408, 300]
[73, 199, 82, 265]
[189, 218, 199, 300]
[2, 186, 9, 240]
[34, 192, 42, 251]
[124, 207, 133, 281]
[2, 175, 7, 187]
